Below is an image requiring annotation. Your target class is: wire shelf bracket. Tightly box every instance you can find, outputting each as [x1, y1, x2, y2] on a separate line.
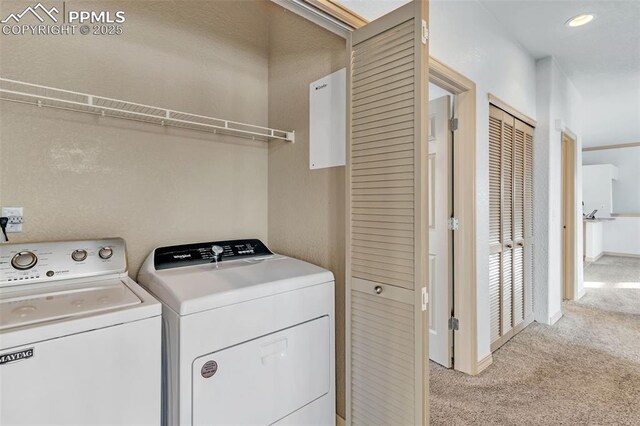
[0, 77, 295, 143]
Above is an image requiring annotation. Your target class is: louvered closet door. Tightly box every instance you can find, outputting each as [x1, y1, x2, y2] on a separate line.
[488, 107, 502, 345]
[346, 1, 429, 425]
[489, 105, 534, 352]
[522, 121, 535, 319]
[511, 117, 525, 329]
[501, 110, 514, 338]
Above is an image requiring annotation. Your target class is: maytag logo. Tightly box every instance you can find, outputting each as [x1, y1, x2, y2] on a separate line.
[173, 254, 191, 259]
[0, 348, 34, 365]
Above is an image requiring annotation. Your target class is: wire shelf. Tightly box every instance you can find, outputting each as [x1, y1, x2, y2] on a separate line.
[0, 78, 295, 143]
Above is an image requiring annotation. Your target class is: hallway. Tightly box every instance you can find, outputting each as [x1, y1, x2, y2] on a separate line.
[430, 256, 640, 425]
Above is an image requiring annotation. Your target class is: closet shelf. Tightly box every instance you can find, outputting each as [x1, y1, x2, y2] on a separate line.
[0, 78, 295, 143]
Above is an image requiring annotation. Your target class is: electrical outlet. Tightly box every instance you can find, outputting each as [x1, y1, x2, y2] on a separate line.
[1, 207, 23, 233]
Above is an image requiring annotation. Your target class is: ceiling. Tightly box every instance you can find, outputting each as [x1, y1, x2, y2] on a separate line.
[334, 0, 640, 96]
[478, 0, 640, 95]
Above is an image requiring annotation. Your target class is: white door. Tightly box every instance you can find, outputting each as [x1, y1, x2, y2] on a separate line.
[428, 95, 453, 367]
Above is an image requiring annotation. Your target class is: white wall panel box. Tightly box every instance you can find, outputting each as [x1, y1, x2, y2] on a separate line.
[309, 68, 346, 169]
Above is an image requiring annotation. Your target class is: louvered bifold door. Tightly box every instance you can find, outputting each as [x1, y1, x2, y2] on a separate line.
[489, 105, 534, 352]
[521, 121, 535, 321]
[488, 106, 503, 345]
[500, 110, 515, 340]
[512, 119, 525, 327]
[346, 1, 429, 425]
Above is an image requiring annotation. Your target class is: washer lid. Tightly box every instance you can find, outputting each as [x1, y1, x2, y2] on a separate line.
[0, 279, 141, 331]
[141, 255, 334, 315]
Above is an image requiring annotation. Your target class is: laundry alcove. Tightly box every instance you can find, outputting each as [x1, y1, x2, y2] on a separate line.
[0, 0, 431, 424]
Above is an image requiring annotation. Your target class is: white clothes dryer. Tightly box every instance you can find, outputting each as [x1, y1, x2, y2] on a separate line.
[138, 239, 335, 426]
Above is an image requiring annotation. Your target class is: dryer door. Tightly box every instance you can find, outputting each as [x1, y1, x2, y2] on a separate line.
[192, 315, 330, 425]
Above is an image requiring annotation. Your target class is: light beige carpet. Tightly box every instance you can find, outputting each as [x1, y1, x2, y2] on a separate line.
[430, 256, 640, 425]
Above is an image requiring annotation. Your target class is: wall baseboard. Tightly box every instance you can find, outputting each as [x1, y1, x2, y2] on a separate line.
[336, 414, 346, 426]
[603, 251, 640, 259]
[476, 353, 493, 374]
[576, 288, 586, 300]
[585, 252, 603, 263]
[549, 310, 563, 325]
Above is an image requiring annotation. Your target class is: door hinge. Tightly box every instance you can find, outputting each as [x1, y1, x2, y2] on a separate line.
[421, 287, 428, 311]
[449, 317, 459, 331]
[421, 20, 429, 44]
[448, 217, 459, 231]
[450, 118, 459, 131]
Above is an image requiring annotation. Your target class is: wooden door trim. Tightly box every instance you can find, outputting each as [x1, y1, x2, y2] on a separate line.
[562, 132, 577, 301]
[488, 94, 536, 128]
[302, 0, 368, 28]
[429, 56, 481, 375]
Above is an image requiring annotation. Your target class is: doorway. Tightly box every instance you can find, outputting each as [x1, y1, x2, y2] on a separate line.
[428, 58, 478, 374]
[562, 132, 577, 300]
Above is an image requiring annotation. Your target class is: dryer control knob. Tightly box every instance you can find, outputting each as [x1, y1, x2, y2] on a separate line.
[11, 251, 38, 270]
[99, 247, 113, 259]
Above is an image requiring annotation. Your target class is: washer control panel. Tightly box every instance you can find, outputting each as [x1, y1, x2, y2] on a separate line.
[154, 239, 272, 270]
[0, 238, 127, 288]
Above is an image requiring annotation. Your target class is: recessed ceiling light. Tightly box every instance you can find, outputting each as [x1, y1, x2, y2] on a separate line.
[566, 13, 595, 28]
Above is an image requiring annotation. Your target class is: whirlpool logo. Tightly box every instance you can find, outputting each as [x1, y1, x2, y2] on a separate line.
[0, 348, 34, 365]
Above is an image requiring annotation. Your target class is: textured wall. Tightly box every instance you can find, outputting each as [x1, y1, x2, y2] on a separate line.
[534, 56, 584, 323]
[267, 4, 347, 418]
[0, 1, 270, 274]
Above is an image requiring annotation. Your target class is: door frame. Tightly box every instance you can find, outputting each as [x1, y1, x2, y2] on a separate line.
[429, 58, 480, 375]
[562, 131, 577, 300]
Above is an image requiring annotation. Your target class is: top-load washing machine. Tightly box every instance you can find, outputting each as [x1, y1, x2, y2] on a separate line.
[137, 239, 335, 426]
[0, 238, 161, 425]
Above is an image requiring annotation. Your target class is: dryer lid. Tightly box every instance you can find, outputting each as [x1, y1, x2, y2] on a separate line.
[140, 255, 334, 315]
